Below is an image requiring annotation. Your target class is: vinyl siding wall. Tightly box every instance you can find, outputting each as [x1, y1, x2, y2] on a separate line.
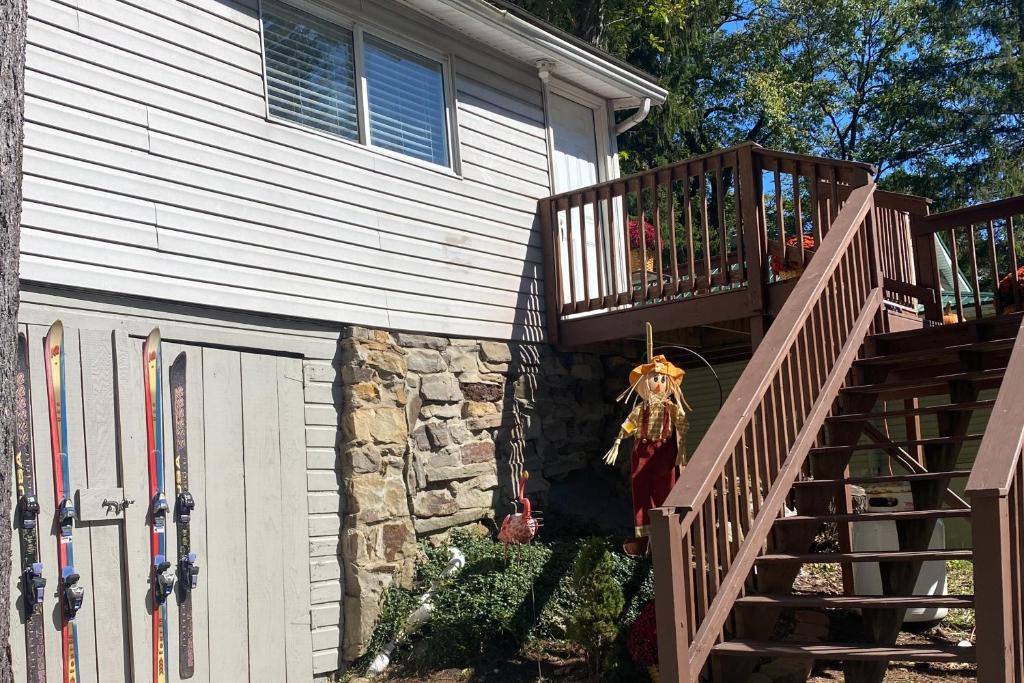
[21, 0, 554, 343]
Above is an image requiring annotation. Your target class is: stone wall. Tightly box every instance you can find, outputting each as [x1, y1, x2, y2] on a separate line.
[336, 326, 623, 658]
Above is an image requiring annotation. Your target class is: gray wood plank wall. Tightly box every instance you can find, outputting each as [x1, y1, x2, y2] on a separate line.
[15, 291, 345, 677]
[20, 0, 554, 342]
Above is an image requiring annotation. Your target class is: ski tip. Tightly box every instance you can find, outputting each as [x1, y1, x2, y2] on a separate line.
[45, 320, 63, 345]
[170, 351, 187, 371]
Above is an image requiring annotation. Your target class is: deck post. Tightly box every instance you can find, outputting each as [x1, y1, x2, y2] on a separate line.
[650, 506, 693, 682]
[737, 144, 768, 348]
[538, 198, 561, 345]
[910, 218, 943, 323]
[971, 492, 1015, 683]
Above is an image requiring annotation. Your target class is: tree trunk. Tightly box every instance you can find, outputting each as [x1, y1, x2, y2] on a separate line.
[0, 0, 27, 681]
[573, 0, 606, 46]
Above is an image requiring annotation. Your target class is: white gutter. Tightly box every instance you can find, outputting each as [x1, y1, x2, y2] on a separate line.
[430, 0, 668, 106]
[615, 97, 652, 134]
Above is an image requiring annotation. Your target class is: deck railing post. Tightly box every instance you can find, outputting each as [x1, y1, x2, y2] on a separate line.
[971, 492, 1015, 683]
[650, 506, 693, 683]
[910, 219, 943, 323]
[737, 144, 768, 347]
[538, 198, 561, 344]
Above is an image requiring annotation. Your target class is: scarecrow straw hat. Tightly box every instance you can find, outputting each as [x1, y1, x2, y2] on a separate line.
[629, 354, 685, 387]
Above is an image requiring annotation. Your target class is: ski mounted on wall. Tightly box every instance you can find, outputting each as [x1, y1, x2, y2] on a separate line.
[16, 332, 47, 683]
[145, 329, 173, 683]
[170, 353, 198, 679]
[44, 321, 83, 683]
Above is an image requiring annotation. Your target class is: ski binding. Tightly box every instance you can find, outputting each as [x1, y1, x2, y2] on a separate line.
[20, 494, 40, 530]
[152, 493, 169, 531]
[176, 490, 195, 524]
[58, 498, 75, 537]
[62, 567, 84, 618]
[155, 554, 176, 602]
[180, 552, 200, 591]
[24, 562, 46, 610]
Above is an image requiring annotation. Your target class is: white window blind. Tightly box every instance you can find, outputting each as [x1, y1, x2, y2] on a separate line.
[262, 0, 359, 141]
[363, 36, 450, 167]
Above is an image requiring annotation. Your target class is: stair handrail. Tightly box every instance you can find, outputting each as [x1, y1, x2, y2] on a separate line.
[650, 182, 885, 682]
[965, 312, 1024, 682]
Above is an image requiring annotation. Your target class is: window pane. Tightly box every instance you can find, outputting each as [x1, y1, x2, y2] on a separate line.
[262, 0, 358, 140]
[364, 36, 449, 166]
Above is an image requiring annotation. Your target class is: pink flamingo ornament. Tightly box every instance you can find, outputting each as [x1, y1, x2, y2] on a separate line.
[498, 471, 539, 546]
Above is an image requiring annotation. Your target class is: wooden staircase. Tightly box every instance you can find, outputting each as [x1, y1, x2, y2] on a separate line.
[646, 181, 1024, 682]
[706, 314, 1023, 680]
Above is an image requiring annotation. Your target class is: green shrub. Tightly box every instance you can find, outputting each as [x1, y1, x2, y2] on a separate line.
[566, 537, 626, 679]
[423, 531, 553, 662]
[355, 522, 656, 678]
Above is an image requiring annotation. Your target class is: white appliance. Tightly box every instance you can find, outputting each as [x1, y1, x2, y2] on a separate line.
[851, 484, 949, 623]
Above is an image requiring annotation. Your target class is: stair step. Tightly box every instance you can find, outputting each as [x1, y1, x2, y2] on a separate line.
[792, 470, 973, 488]
[734, 594, 975, 609]
[712, 639, 975, 663]
[869, 312, 1022, 343]
[827, 400, 996, 422]
[810, 434, 984, 454]
[774, 509, 971, 525]
[857, 337, 1015, 367]
[756, 549, 972, 565]
[841, 368, 1005, 396]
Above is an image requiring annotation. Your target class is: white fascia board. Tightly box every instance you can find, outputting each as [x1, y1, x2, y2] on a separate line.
[432, 0, 668, 106]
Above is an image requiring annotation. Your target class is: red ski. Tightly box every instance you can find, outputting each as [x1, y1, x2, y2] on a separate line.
[144, 329, 173, 683]
[44, 321, 83, 683]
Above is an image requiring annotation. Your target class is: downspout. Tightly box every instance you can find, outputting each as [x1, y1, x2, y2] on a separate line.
[615, 97, 651, 134]
[537, 59, 558, 194]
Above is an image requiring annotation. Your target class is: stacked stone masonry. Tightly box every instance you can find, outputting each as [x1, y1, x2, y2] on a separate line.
[337, 326, 626, 658]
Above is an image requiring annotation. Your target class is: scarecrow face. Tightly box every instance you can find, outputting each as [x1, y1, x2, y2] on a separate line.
[638, 370, 670, 403]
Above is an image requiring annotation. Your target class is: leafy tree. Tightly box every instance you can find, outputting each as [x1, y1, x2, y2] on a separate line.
[515, 0, 1023, 208]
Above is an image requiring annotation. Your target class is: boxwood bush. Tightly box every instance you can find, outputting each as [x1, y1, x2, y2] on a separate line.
[357, 521, 655, 678]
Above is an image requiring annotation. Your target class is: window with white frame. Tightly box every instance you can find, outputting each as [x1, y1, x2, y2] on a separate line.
[261, 0, 453, 168]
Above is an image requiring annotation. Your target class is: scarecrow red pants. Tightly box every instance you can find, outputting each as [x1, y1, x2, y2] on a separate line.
[630, 436, 678, 536]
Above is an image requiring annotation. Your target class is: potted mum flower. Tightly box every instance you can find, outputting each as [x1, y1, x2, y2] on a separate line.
[628, 219, 657, 273]
[628, 600, 659, 682]
[998, 265, 1024, 313]
[770, 233, 816, 280]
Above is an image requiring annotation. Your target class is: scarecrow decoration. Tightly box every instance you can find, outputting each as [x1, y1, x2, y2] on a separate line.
[604, 323, 690, 556]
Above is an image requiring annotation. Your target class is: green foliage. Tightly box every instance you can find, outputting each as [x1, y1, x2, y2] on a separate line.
[946, 559, 975, 631]
[512, 0, 1023, 208]
[565, 537, 626, 677]
[416, 530, 554, 662]
[356, 526, 655, 677]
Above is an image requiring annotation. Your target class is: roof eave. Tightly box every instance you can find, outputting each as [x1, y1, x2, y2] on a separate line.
[434, 0, 668, 106]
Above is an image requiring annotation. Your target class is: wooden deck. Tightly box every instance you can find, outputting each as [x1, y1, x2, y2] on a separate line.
[539, 145, 1024, 681]
[537, 143, 929, 346]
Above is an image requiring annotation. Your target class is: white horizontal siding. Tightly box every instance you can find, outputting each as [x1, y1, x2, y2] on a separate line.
[302, 357, 344, 675]
[23, 0, 556, 342]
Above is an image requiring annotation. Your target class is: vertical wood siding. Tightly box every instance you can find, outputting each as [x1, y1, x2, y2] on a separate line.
[21, 0, 552, 342]
[14, 291, 343, 677]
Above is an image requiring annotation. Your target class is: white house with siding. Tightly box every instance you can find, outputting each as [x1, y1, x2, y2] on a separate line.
[12, 0, 665, 679]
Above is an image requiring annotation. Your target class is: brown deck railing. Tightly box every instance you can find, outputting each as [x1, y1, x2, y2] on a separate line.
[874, 190, 930, 311]
[537, 143, 877, 344]
[910, 196, 1024, 323]
[649, 183, 884, 681]
[966, 312, 1024, 682]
